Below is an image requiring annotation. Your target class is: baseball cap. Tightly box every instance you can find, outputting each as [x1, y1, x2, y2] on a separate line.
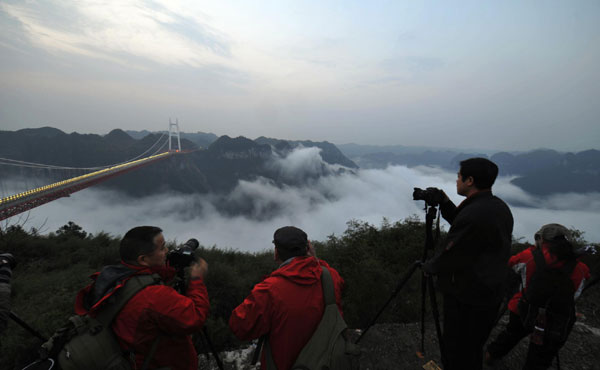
[273, 226, 308, 252]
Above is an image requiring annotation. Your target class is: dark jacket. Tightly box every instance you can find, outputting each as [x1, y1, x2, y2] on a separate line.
[229, 256, 344, 370]
[426, 190, 514, 306]
[0, 263, 11, 334]
[75, 262, 210, 370]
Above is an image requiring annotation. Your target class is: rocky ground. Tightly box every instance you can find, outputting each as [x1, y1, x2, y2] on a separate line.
[198, 284, 600, 369]
[198, 315, 600, 370]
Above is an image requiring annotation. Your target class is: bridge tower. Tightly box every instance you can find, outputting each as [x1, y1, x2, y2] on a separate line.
[169, 118, 182, 152]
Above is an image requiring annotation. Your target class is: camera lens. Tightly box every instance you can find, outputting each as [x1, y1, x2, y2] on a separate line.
[183, 238, 199, 250]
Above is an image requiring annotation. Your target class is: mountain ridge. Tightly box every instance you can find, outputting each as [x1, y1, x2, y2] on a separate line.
[338, 144, 600, 195]
[0, 127, 357, 199]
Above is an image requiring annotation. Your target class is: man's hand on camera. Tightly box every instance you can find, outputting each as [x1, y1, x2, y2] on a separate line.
[440, 190, 450, 204]
[190, 258, 208, 280]
[427, 187, 450, 205]
[0, 253, 16, 269]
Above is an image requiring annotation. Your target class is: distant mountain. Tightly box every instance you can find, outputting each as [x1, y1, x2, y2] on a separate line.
[337, 143, 496, 158]
[3, 128, 598, 198]
[0, 127, 173, 167]
[494, 149, 600, 194]
[338, 144, 600, 195]
[125, 130, 218, 148]
[352, 150, 461, 169]
[0, 128, 357, 200]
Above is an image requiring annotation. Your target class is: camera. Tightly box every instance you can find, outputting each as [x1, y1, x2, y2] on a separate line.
[167, 238, 200, 270]
[0, 253, 16, 269]
[413, 187, 445, 207]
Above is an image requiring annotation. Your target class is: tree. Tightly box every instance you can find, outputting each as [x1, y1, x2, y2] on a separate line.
[56, 221, 87, 239]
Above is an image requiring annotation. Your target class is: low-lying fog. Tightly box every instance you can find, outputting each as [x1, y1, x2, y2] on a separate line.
[3, 148, 599, 251]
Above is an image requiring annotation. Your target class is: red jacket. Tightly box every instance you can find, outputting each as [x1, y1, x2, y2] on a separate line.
[507, 245, 590, 314]
[75, 262, 210, 370]
[229, 256, 344, 370]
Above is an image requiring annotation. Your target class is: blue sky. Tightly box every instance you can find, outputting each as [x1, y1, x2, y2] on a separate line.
[0, 0, 598, 151]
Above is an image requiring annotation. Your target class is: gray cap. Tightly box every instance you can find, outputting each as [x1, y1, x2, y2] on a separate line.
[534, 223, 571, 242]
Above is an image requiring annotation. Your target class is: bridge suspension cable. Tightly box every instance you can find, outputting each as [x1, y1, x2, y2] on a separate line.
[0, 151, 178, 221]
[0, 133, 167, 171]
[0, 122, 189, 222]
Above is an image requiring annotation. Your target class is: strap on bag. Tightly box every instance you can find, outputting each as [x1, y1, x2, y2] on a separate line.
[95, 273, 163, 369]
[264, 266, 335, 370]
[141, 336, 162, 370]
[95, 274, 162, 326]
[320, 266, 336, 306]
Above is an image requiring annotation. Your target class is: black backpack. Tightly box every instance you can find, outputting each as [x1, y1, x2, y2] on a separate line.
[518, 248, 577, 342]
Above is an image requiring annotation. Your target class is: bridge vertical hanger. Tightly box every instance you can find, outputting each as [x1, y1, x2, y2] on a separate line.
[169, 118, 182, 152]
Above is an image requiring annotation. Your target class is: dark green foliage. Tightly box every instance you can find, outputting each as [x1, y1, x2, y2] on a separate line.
[55, 221, 87, 239]
[315, 217, 437, 327]
[1, 220, 598, 370]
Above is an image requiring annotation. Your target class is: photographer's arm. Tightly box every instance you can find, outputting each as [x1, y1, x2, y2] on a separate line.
[439, 196, 457, 224]
[150, 259, 210, 335]
[423, 218, 477, 274]
[229, 280, 273, 341]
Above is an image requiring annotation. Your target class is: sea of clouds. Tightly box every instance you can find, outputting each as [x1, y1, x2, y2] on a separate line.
[4, 147, 600, 252]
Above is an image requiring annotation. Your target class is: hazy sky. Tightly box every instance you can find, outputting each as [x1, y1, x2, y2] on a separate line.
[1, 1, 599, 151]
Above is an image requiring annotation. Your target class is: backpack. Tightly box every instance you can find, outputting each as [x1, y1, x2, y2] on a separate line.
[518, 248, 577, 342]
[264, 266, 360, 370]
[38, 273, 164, 370]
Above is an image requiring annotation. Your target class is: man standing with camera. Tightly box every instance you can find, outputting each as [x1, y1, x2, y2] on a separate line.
[74, 226, 210, 370]
[424, 158, 514, 370]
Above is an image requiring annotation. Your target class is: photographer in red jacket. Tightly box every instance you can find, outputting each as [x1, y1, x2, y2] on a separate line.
[485, 224, 590, 369]
[229, 226, 344, 370]
[75, 226, 210, 370]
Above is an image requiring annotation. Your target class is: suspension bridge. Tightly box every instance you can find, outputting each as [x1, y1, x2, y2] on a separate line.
[0, 120, 187, 222]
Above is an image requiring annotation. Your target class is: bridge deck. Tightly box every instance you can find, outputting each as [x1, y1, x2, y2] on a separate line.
[0, 151, 175, 221]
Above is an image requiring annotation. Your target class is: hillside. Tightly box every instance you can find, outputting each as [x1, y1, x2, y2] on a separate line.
[0, 128, 358, 200]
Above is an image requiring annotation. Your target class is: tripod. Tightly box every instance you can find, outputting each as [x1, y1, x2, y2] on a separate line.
[9, 311, 48, 342]
[357, 202, 447, 367]
[172, 271, 224, 370]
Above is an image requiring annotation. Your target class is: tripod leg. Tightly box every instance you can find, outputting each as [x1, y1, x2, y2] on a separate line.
[195, 333, 210, 362]
[427, 277, 446, 368]
[202, 327, 224, 370]
[420, 272, 427, 356]
[252, 336, 265, 365]
[9, 311, 47, 342]
[357, 261, 421, 343]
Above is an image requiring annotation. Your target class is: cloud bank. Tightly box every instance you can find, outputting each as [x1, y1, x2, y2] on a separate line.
[1, 0, 231, 68]
[5, 148, 600, 252]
